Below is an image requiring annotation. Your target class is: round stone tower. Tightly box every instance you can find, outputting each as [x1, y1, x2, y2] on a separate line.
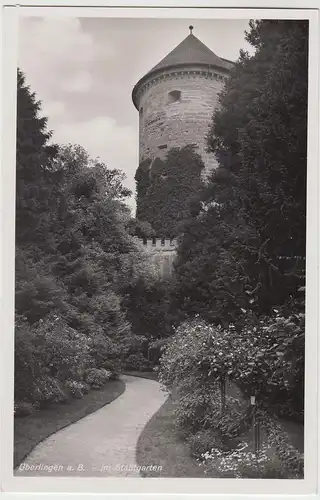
[132, 26, 234, 176]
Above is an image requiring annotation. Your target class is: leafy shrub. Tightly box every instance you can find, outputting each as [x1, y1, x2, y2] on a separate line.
[89, 333, 127, 370]
[101, 368, 113, 380]
[100, 360, 120, 380]
[124, 353, 152, 372]
[14, 401, 36, 418]
[173, 386, 248, 438]
[34, 315, 93, 382]
[188, 429, 226, 459]
[159, 312, 304, 430]
[101, 360, 117, 371]
[14, 316, 41, 402]
[84, 368, 112, 389]
[32, 376, 68, 408]
[123, 279, 174, 351]
[64, 380, 90, 398]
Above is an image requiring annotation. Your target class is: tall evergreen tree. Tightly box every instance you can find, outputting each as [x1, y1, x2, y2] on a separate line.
[173, 20, 308, 320]
[16, 69, 58, 247]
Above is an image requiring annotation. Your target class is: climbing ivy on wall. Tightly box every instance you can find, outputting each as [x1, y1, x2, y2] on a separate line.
[135, 157, 152, 227]
[135, 146, 205, 238]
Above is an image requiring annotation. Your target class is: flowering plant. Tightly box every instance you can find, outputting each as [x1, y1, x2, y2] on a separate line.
[199, 441, 285, 478]
[64, 380, 90, 398]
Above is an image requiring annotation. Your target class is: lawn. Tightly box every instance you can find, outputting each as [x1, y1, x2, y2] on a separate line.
[136, 380, 304, 478]
[136, 393, 206, 477]
[14, 379, 125, 469]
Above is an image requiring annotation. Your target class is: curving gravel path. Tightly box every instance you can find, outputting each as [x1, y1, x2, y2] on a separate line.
[15, 375, 167, 477]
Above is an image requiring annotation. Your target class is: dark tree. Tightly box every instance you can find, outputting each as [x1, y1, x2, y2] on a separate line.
[16, 69, 58, 247]
[174, 20, 308, 320]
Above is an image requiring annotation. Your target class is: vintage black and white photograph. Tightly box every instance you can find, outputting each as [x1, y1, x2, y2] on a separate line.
[10, 10, 311, 485]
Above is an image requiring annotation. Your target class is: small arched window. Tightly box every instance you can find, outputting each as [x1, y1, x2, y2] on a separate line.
[168, 90, 181, 104]
[139, 107, 143, 116]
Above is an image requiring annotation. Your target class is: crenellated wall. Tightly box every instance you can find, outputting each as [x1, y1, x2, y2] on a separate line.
[137, 238, 178, 278]
[132, 35, 233, 274]
[144, 238, 178, 249]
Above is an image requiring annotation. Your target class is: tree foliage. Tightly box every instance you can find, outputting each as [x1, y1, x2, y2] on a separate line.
[174, 20, 307, 320]
[16, 69, 58, 247]
[135, 146, 205, 238]
[159, 309, 304, 476]
[167, 20, 307, 445]
[14, 71, 159, 410]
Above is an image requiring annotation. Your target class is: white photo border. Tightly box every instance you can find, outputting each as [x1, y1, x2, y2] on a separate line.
[0, 1, 319, 498]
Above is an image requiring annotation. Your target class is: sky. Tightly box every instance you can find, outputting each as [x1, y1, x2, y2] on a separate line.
[18, 16, 253, 213]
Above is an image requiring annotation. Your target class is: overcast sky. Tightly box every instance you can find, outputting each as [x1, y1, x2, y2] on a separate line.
[18, 16, 253, 213]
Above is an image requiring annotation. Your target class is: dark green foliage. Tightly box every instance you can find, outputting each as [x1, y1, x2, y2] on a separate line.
[168, 20, 306, 445]
[172, 209, 254, 325]
[126, 218, 156, 239]
[123, 278, 173, 346]
[135, 158, 152, 222]
[124, 353, 153, 372]
[14, 71, 155, 410]
[84, 368, 113, 389]
[174, 20, 307, 320]
[159, 313, 304, 477]
[135, 146, 205, 238]
[16, 69, 58, 248]
[188, 429, 226, 458]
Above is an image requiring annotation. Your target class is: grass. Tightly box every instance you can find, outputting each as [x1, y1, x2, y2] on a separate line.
[136, 394, 207, 477]
[14, 379, 125, 469]
[136, 380, 304, 479]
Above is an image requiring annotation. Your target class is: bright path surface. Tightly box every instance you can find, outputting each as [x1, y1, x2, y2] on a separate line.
[15, 375, 167, 477]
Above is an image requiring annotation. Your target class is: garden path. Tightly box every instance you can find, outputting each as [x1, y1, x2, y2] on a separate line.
[15, 375, 167, 477]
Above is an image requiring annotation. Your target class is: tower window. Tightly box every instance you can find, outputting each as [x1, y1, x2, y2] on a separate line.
[139, 107, 143, 115]
[168, 90, 181, 104]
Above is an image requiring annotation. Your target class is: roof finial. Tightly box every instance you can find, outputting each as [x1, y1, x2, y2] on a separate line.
[189, 25, 194, 34]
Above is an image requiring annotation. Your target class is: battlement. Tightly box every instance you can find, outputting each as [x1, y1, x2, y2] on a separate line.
[136, 237, 178, 250]
[133, 237, 178, 278]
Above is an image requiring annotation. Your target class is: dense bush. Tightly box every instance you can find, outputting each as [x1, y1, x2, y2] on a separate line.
[100, 359, 121, 379]
[32, 376, 68, 408]
[159, 313, 303, 470]
[84, 368, 112, 389]
[159, 312, 304, 476]
[188, 429, 227, 459]
[124, 353, 153, 372]
[160, 311, 304, 426]
[122, 277, 174, 354]
[64, 380, 90, 398]
[15, 316, 41, 402]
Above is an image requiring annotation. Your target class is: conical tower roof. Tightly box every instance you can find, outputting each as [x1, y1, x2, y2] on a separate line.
[132, 27, 233, 109]
[147, 32, 232, 76]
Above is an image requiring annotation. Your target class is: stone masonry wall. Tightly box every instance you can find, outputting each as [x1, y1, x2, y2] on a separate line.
[136, 65, 227, 177]
[139, 238, 178, 278]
